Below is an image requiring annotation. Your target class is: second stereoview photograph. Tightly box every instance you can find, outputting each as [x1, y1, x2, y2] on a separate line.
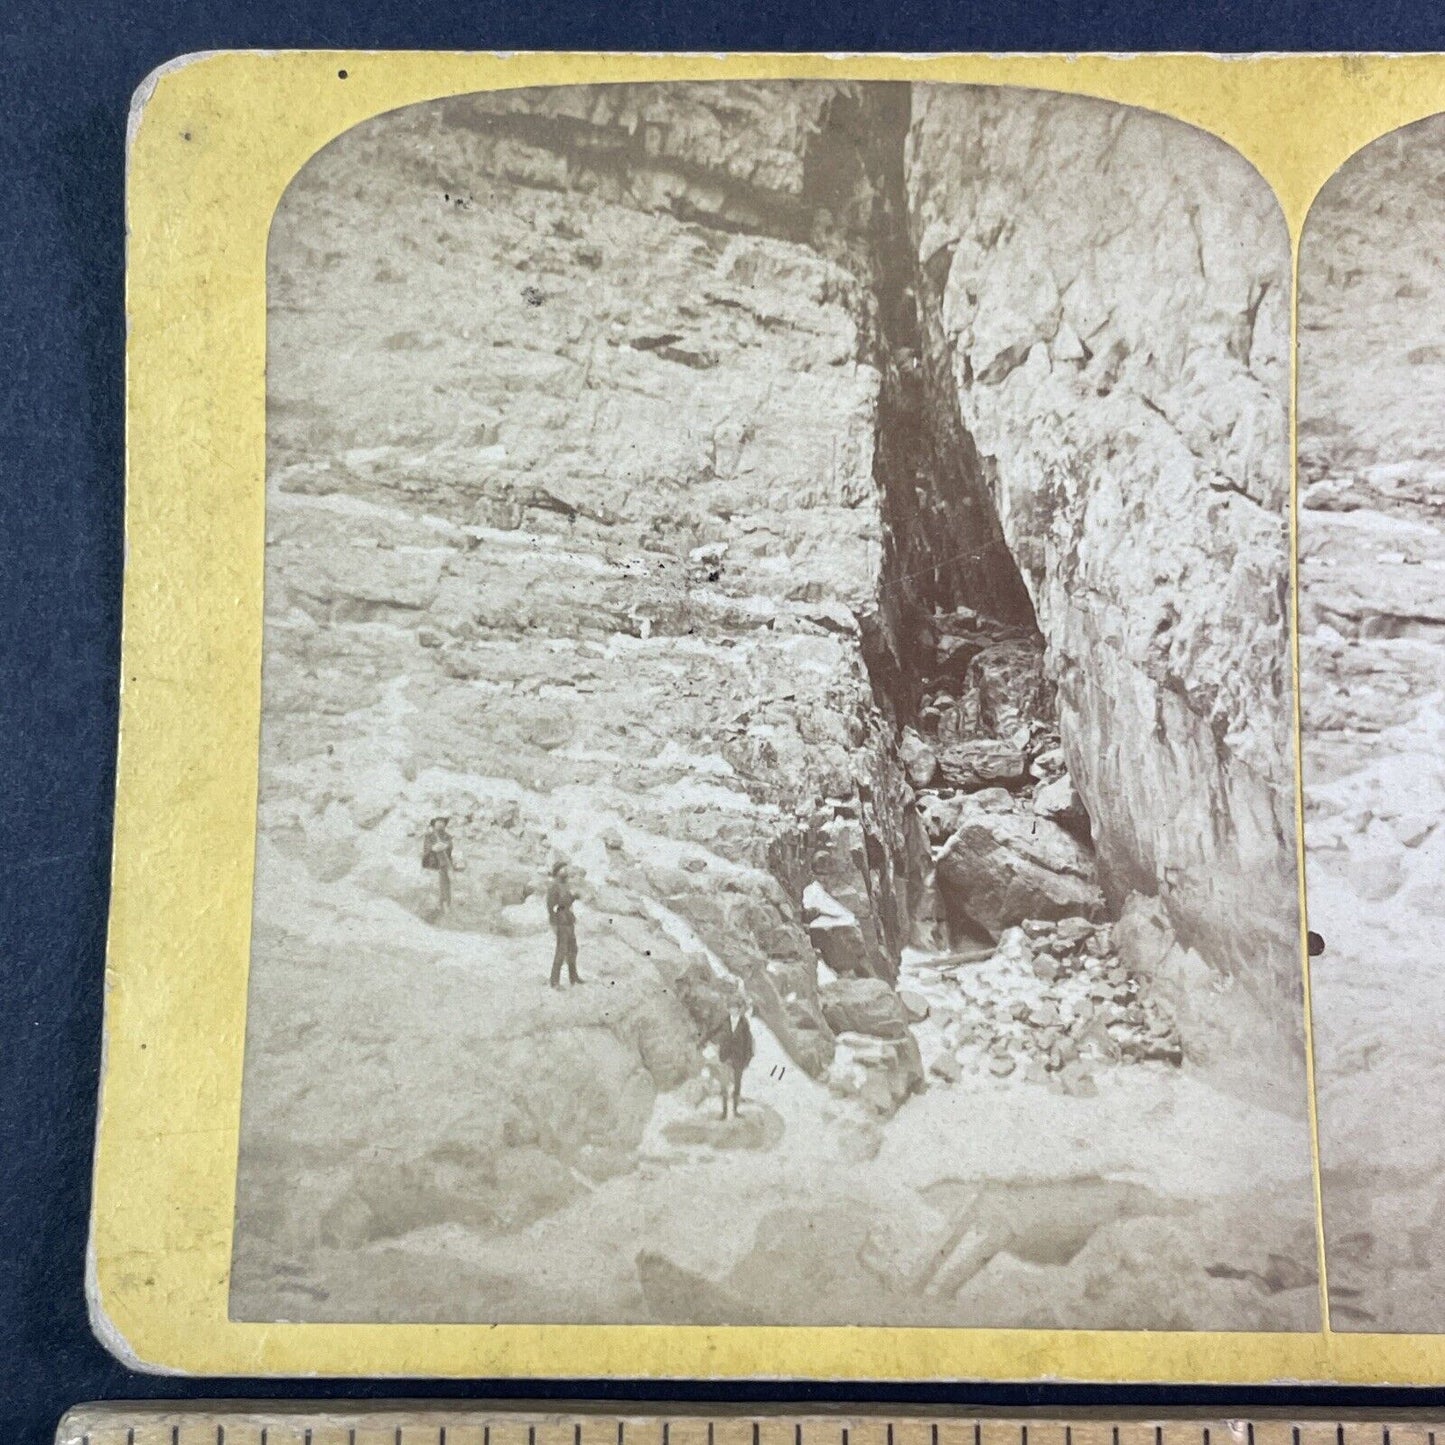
[229, 79, 1322, 1331]
[1300, 114, 1445, 1335]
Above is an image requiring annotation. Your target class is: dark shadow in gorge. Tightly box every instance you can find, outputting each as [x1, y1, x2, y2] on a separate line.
[801, 85, 1101, 956]
[833, 85, 1042, 733]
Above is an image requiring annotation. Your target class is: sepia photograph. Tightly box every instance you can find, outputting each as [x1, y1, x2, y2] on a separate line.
[230, 79, 1319, 1331]
[1299, 115, 1445, 1334]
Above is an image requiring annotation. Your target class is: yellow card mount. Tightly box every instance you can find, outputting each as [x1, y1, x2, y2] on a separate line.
[103, 49, 1445, 1383]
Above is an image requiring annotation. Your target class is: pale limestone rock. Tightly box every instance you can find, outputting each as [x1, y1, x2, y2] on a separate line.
[806, 913, 873, 980]
[906, 86, 1302, 1079]
[897, 726, 940, 787]
[819, 977, 911, 1039]
[1033, 773, 1088, 832]
[898, 987, 930, 1021]
[929, 1051, 962, 1083]
[234, 82, 1324, 1330]
[937, 738, 1029, 792]
[935, 795, 1105, 938]
[1298, 114, 1445, 1330]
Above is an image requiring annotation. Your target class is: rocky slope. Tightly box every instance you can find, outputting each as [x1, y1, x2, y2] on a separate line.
[1298, 117, 1445, 1332]
[232, 82, 1318, 1329]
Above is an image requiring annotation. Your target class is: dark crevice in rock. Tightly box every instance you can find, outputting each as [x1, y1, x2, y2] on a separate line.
[755, 83, 933, 1004]
[748, 84, 1128, 992]
[831, 94, 1181, 1083]
[823, 91, 1095, 957]
[851, 89, 1040, 733]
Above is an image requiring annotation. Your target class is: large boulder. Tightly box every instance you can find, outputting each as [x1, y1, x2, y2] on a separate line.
[828, 1029, 926, 1115]
[961, 640, 1052, 738]
[937, 739, 1030, 792]
[1033, 773, 1091, 835]
[802, 817, 901, 981]
[802, 880, 874, 979]
[897, 726, 940, 787]
[807, 913, 873, 979]
[819, 977, 911, 1039]
[935, 796, 1105, 938]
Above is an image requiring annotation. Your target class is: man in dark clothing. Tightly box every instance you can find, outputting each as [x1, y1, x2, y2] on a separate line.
[546, 861, 582, 988]
[717, 1004, 754, 1119]
[421, 817, 455, 916]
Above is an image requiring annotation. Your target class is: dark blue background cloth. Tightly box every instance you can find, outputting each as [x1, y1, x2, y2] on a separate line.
[5, 1, 1445, 1442]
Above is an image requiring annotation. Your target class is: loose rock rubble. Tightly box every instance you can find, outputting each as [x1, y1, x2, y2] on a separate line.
[908, 916, 1183, 1095]
[791, 580, 1187, 1114]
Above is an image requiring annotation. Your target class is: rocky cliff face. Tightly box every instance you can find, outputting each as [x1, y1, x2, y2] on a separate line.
[903, 87, 1304, 1093]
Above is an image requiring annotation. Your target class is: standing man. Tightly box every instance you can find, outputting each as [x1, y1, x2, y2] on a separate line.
[546, 860, 582, 988]
[421, 816, 455, 917]
[717, 1000, 754, 1120]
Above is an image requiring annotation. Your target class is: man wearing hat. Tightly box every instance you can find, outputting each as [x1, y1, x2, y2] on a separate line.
[546, 860, 582, 988]
[421, 816, 456, 916]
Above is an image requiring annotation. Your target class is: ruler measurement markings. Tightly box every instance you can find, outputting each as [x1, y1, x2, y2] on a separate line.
[53, 1411, 1445, 1445]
